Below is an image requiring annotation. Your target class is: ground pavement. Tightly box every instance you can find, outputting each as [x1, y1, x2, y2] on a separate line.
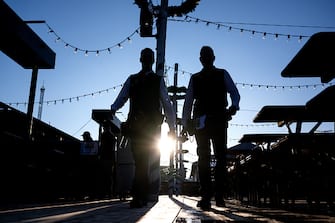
[1, 195, 335, 222]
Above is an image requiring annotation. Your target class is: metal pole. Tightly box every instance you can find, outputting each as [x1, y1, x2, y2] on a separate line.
[170, 63, 178, 169]
[155, 0, 168, 76]
[150, 0, 168, 200]
[27, 67, 38, 140]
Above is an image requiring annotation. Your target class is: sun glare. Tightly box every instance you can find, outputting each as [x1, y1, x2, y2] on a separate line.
[158, 123, 175, 165]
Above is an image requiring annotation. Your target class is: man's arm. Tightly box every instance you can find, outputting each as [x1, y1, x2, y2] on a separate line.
[224, 70, 240, 115]
[181, 77, 194, 127]
[160, 78, 176, 132]
[111, 76, 131, 112]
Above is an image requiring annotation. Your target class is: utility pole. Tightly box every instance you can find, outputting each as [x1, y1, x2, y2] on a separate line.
[155, 0, 168, 76]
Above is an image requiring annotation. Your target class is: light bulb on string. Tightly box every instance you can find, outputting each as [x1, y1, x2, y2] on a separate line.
[262, 32, 267, 40]
[250, 30, 255, 39]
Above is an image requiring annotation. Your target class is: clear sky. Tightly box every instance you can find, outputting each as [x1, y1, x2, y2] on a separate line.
[1, 0, 335, 171]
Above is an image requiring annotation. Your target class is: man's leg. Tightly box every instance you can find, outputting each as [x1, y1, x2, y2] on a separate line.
[130, 139, 150, 207]
[195, 131, 212, 210]
[148, 127, 162, 202]
[212, 127, 227, 207]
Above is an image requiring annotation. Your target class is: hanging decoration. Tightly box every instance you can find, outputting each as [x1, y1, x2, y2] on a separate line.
[46, 22, 140, 56]
[134, 0, 200, 17]
[41, 15, 322, 56]
[179, 15, 311, 41]
[6, 77, 333, 108]
[6, 84, 123, 107]
[167, 0, 200, 17]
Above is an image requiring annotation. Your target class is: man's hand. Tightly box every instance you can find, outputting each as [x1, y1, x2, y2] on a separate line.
[179, 128, 189, 142]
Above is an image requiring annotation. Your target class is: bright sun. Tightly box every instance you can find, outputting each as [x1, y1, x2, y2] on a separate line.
[158, 123, 175, 165]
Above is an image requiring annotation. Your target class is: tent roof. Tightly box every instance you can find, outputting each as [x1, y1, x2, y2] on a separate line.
[0, 1, 55, 69]
[281, 32, 335, 83]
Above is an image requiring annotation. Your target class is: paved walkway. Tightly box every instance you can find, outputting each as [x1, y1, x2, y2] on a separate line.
[1, 195, 335, 222]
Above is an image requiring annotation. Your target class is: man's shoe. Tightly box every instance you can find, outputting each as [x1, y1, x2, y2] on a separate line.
[197, 199, 211, 211]
[216, 199, 226, 207]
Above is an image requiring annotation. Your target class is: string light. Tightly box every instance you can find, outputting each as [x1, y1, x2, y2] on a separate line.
[6, 21, 334, 109]
[229, 123, 277, 127]
[42, 17, 335, 58]
[262, 32, 267, 39]
[179, 15, 313, 41]
[5, 77, 333, 108]
[43, 16, 322, 58]
[44, 22, 140, 56]
[165, 65, 334, 91]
